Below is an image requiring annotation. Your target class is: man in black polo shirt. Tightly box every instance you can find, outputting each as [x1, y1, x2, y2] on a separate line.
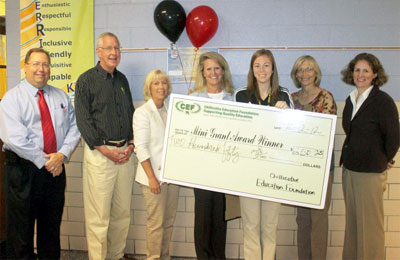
[75, 32, 135, 260]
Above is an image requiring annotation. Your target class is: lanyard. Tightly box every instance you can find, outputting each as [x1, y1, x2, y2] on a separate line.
[259, 94, 271, 105]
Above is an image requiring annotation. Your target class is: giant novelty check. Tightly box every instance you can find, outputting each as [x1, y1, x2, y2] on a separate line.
[160, 94, 337, 209]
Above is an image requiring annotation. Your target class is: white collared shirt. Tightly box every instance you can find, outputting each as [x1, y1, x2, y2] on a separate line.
[349, 85, 374, 120]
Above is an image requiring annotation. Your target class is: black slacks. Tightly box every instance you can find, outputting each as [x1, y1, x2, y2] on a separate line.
[4, 152, 65, 260]
[194, 188, 227, 260]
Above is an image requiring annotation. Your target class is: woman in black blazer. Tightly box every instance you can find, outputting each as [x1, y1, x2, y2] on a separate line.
[340, 53, 399, 260]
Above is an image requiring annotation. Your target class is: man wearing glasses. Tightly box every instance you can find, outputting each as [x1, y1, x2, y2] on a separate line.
[0, 48, 80, 259]
[75, 32, 136, 260]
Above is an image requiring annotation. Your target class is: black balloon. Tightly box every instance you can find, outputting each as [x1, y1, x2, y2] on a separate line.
[154, 0, 186, 43]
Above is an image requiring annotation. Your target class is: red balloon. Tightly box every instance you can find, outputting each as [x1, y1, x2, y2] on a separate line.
[186, 5, 219, 48]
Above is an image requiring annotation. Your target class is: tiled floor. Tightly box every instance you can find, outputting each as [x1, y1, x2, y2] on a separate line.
[60, 250, 197, 260]
[61, 251, 142, 260]
[60, 250, 89, 260]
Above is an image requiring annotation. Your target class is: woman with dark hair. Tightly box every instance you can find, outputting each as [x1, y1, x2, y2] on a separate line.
[290, 55, 336, 260]
[235, 49, 293, 260]
[236, 49, 292, 108]
[340, 53, 399, 260]
[190, 52, 234, 260]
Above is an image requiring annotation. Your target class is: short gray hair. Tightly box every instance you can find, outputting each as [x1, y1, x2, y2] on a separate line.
[96, 32, 120, 49]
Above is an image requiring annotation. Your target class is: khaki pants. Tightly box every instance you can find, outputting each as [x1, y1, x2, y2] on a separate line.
[141, 184, 179, 260]
[342, 167, 387, 260]
[83, 144, 134, 260]
[296, 171, 333, 260]
[240, 196, 280, 260]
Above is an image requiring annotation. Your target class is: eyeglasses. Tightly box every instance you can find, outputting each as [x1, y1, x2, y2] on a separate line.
[27, 62, 50, 69]
[98, 46, 121, 52]
[297, 67, 314, 74]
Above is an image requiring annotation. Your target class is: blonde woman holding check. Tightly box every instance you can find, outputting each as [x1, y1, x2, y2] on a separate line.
[133, 70, 179, 260]
[190, 52, 235, 260]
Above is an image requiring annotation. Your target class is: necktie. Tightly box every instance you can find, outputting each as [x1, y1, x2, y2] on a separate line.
[37, 90, 57, 154]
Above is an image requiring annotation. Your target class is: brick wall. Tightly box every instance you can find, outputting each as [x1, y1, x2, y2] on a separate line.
[61, 102, 400, 260]
[6, 0, 400, 259]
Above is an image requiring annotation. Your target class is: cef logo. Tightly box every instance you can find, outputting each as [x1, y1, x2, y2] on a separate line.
[176, 101, 201, 115]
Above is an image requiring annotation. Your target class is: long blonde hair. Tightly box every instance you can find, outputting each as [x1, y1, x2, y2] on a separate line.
[193, 52, 234, 94]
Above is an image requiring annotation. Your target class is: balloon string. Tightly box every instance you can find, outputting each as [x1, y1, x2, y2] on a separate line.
[175, 44, 189, 89]
[188, 48, 198, 92]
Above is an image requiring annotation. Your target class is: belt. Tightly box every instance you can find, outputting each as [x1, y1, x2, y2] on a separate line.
[5, 150, 32, 164]
[104, 140, 127, 147]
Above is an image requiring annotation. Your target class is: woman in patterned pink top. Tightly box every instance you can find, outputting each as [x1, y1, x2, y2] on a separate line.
[290, 55, 337, 260]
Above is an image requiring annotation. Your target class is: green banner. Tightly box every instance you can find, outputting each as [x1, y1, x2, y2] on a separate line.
[20, 0, 94, 99]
